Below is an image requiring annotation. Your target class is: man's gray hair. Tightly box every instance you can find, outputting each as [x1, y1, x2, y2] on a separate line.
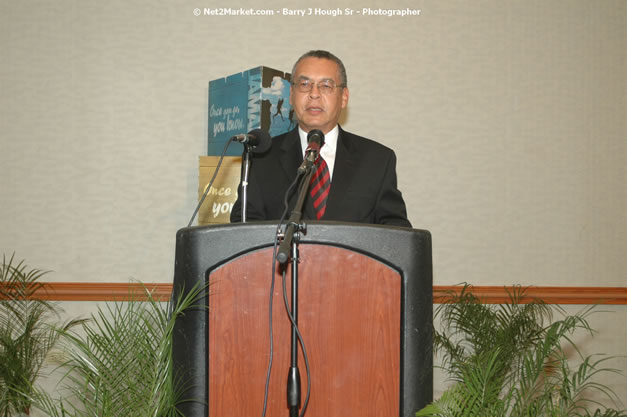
[291, 50, 348, 87]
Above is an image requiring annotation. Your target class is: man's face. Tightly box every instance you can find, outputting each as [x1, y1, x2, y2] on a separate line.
[289, 57, 349, 134]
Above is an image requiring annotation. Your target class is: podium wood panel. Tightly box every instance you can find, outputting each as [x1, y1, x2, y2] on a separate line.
[208, 245, 401, 417]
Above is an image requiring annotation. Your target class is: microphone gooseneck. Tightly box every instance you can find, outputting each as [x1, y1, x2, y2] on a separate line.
[298, 130, 325, 174]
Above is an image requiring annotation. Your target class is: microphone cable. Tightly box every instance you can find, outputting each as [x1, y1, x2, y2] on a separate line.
[187, 138, 234, 227]
[174, 137, 233, 320]
[260, 171, 312, 417]
[281, 253, 312, 417]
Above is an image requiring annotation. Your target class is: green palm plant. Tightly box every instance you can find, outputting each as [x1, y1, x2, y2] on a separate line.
[0, 254, 81, 417]
[30, 282, 205, 417]
[418, 285, 626, 417]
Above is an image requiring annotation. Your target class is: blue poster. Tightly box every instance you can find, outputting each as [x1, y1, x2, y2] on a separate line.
[208, 67, 293, 156]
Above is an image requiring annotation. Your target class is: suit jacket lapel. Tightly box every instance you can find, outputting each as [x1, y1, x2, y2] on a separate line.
[279, 128, 303, 183]
[324, 127, 356, 219]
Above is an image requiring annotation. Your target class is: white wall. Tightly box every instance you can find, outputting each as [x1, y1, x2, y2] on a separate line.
[2, 0, 626, 407]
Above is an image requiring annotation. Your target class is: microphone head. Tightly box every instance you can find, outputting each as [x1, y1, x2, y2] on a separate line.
[307, 129, 325, 147]
[247, 129, 272, 154]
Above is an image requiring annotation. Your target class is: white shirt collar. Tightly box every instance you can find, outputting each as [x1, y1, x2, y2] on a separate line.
[298, 125, 338, 179]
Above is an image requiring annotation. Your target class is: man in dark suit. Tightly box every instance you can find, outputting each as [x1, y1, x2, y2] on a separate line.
[231, 50, 411, 228]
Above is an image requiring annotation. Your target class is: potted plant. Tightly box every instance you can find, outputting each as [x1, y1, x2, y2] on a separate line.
[30, 281, 204, 417]
[0, 255, 81, 417]
[417, 285, 626, 417]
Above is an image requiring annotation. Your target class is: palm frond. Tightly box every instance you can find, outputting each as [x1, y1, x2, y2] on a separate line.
[420, 284, 626, 417]
[1, 254, 82, 416]
[31, 281, 205, 417]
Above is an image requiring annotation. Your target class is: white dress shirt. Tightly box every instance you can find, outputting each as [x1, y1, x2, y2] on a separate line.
[298, 125, 338, 181]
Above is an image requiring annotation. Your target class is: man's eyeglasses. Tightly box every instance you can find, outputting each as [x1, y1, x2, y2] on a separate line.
[292, 79, 345, 95]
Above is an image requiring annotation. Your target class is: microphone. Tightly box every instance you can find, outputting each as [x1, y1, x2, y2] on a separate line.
[297, 129, 325, 174]
[231, 128, 272, 154]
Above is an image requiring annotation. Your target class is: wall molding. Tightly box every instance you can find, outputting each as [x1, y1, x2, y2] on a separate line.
[433, 286, 627, 305]
[3, 282, 174, 302]
[2, 282, 627, 305]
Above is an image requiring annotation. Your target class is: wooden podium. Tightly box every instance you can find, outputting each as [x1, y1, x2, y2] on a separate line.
[172, 222, 432, 417]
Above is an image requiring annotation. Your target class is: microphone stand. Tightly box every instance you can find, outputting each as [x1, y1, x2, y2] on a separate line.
[277, 158, 316, 417]
[240, 144, 253, 223]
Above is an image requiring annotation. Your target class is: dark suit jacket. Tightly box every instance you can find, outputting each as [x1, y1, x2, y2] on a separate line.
[231, 127, 411, 228]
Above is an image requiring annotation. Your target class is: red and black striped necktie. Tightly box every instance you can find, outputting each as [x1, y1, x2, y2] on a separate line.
[309, 156, 330, 220]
